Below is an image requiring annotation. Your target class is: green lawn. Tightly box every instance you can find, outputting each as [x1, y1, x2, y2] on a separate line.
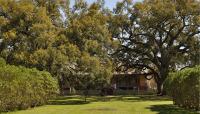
[3, 95, 198, 114]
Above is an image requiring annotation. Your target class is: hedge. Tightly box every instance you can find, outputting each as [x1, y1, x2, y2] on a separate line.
[164, 66, 200, 110]
[0, 58, 59, 112]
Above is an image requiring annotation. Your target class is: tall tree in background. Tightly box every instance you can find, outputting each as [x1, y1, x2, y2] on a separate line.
[65, 2, 115, 93]
[111, 0, 200, 95]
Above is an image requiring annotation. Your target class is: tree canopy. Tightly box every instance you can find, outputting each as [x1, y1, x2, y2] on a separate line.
[111, 0, 200, 95]
[0, 0, 116, 94]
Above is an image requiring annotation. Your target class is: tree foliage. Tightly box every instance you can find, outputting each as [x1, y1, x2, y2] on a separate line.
[64, 2, 115, 93]
[111, 0, 200, 94]
[0, 0, 115, 94]
[0, 0, 199, 97]
[0, 58, 59, 112]
[164, 66, 200, 110]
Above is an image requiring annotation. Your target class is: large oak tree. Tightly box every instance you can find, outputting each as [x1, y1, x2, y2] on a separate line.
[111, 0, 200, 95]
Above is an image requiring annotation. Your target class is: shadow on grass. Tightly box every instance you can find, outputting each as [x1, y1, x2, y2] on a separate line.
[48, 95, 171, 105]
[48, 96, 123, 105]
[147, 104, 198, 114]
[48, 100, 90, 105]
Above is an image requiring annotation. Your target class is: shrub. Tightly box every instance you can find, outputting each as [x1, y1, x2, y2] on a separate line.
[0, 58, 59, 112]
[164, 66, 200, 110]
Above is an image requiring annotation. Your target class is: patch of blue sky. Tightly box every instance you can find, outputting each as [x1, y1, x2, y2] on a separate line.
[60, 0, 143, 23]
[69, 0, 143, 10]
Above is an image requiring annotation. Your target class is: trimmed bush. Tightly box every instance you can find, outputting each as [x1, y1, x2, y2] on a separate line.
[164, 66, 200, 110]
[0, 58, 59, 112]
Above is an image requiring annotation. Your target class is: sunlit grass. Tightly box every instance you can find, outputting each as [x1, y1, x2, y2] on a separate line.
[3, 95, 198, 114]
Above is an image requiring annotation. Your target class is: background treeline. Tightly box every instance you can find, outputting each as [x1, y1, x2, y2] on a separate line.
[164, 66, 200, 110]
[0, 58, 59, 112]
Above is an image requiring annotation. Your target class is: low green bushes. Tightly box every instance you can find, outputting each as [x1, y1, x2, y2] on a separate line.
[164, 66, 200, 110]
[0, 58, 59, 112]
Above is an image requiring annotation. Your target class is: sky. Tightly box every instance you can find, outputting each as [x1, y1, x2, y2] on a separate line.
[59, 0, 143, 21]
[70, 0, 143, 10]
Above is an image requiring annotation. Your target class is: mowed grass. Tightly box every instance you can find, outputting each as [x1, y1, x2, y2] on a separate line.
[3, 95, 198, 114]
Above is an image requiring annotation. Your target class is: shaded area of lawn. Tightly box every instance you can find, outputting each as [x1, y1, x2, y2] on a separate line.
[147, 104, 198, 114]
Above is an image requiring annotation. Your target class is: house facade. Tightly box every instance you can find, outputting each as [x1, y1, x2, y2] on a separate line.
[111, 73, 157, 91]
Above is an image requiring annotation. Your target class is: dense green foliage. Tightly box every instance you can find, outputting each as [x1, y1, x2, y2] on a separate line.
[164, 66, 200, 110]
[0, 0, 116, 94]
[63, 2, 115, 93]
[0, 58, 59, 112]
[0, 0, 198, 96]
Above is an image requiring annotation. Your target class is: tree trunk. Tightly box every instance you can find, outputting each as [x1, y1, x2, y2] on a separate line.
[69, 87, 72, 94]
[69, 87, 76, 94]
[84, 95, 87, 102]
[58, 79, 64, 95]
[156, 67, 168, 96]
[84, 89, 88, 102]
[156, 81, 164, 96]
